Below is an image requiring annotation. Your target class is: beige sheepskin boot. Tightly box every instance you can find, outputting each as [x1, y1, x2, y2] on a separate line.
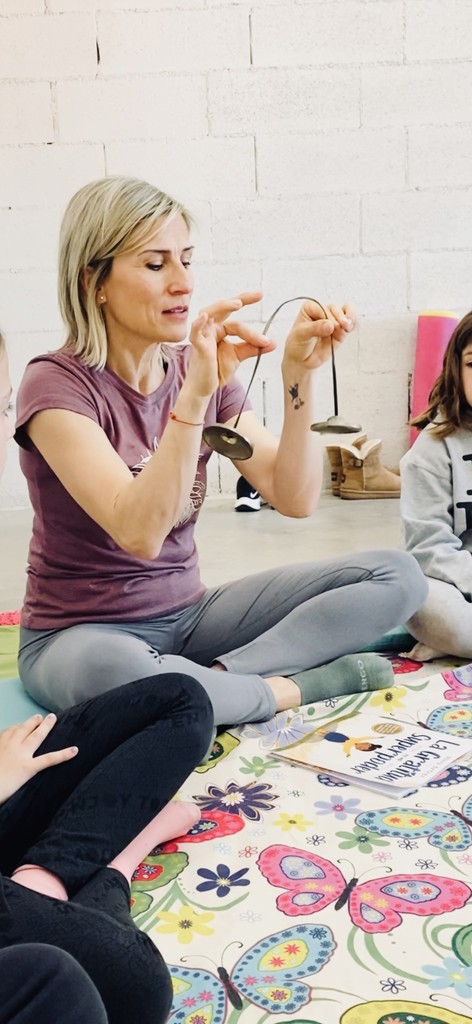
[325, 434, 367, 496]
[339, 439, 401, 499]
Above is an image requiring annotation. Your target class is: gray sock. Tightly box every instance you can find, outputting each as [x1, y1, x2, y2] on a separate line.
[292, 653, 394, 706]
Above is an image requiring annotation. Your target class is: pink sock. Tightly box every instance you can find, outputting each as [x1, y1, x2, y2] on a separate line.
[108, 800, 200, 884]
[11, 865, 68, 901]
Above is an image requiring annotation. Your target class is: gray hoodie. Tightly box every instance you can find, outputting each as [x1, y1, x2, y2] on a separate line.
[400, 426, 472, 599]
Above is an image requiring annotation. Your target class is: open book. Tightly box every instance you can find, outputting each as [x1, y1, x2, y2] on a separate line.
[273, 711, 472, 798]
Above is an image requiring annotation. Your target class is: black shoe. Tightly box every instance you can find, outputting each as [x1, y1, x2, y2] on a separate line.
[234, 476, 261, 512]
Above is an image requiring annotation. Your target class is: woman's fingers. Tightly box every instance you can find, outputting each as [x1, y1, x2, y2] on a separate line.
[219, 320, 275, 351]
[325, 302, 356, 332]
[200, 292, 262, 323]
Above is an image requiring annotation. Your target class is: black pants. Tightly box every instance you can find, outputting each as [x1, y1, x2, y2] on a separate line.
[0, 945, 108, 1024]
[0, 673, 213, 1024]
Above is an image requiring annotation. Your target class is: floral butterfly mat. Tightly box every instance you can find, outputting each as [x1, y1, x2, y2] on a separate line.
[1, 615, 472, 1024]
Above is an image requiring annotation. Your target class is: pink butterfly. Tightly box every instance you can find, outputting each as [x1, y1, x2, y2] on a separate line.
[256, 844, 471, 934]
[442, 664, 472, 702]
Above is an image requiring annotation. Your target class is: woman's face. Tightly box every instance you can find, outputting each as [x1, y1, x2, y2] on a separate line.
[99, 214, 195, 350]
[0, 349, 13, 479]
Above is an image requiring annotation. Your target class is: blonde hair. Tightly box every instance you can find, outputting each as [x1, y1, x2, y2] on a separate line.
[59, 176, 193, 370]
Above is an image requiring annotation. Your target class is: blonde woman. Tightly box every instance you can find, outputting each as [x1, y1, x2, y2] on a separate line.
[16, 176, 427, 721]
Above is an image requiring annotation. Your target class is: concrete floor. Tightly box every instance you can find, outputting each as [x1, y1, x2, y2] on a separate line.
[0, 495, 404, 612]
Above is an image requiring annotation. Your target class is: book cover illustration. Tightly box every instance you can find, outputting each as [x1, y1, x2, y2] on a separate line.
[273, 712, 472, 798]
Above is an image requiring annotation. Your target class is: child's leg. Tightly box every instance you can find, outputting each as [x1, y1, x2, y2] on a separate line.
[0, 944, 108, 1024]
[0, 877, 172, 1024]
[406, 576, 472, 660]
[2, 673, 213, 894]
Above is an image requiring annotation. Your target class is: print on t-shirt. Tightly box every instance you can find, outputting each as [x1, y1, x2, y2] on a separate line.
[132, 439, 206, 527]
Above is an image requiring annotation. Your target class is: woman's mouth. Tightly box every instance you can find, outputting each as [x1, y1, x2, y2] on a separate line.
[163, 306, 188, 318]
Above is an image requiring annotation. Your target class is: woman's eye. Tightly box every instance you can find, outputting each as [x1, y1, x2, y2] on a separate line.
[182, 261, 193, 269]
[147, 263, 163, 272]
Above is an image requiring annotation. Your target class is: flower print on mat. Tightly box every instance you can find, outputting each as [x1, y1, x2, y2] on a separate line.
[240, 711, 315, 750]
[160, 809, 245, 851]
[340, 1000, 471, 1024]
[256, 845, 471, 932]
[196, 863, 250, 898]
[356, 798, 472, 854]
[193, 780, 279, 821]
[314, 794, 362, 820]
[169, 923, 336, 1023]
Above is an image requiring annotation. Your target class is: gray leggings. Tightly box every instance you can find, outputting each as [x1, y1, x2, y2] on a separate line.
[19, 550, 427, 726]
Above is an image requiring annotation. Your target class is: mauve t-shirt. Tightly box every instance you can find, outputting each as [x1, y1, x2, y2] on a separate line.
[15, 346, 249, 629]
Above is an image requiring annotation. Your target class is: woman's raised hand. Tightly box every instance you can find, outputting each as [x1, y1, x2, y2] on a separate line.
[0, 714, 78, 805]
[283, 300, 356, 372]
[188, 292, 276, 392]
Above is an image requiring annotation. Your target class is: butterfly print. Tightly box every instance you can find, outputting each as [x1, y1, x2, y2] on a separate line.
[256, 844, 471, 933]
[169, 923, 336, 1023]
[356, 799, 472, 852]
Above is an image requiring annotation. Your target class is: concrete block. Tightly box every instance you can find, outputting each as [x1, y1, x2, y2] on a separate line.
[406, 0, 472, 61]
[208, 68, 359, 135]
[0, 13, 97, 80]
[257, 128, 405, 195]
[211, 195, 359, 261]
[0, 271, 61, 333]
[0, 83, 53, 145]
[191, 263, 263, 322]
[261, 254, 407, 318]
[410, 252, 472, 313]
[409, 125, 472, 188]
[363, 190, 472, 252]
[97, 9, 249, 74]
[7, 331, 63, 384]
[358, 315, 416, 376]
[252, 2, 403, 66]
[49, 0, 203, 8]
[57, 76, 207, 142]
[363, 64, 472, 126]
[106, 137, 255, 199]
[0, 208, 61, 271]
[0, 144, 105, 208]
[0, 0, 43, 10]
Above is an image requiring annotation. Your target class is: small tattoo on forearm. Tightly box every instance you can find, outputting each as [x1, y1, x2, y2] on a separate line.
[288, 383, 304, 409]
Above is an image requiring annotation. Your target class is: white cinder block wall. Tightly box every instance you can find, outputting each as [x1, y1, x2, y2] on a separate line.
[1, 0, 471, 506]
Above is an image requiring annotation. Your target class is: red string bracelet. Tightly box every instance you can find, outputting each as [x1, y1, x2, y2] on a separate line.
[169, 410, 204, 427]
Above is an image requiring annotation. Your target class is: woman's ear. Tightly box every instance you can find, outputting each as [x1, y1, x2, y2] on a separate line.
[81, 267, 105, 305]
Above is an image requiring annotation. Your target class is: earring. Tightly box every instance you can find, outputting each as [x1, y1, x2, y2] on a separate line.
[99, 295, 106, 304]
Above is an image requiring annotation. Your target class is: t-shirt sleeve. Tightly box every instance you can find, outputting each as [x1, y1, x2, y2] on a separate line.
[15, 358, 100, 449]
[215, 374, 253, 424]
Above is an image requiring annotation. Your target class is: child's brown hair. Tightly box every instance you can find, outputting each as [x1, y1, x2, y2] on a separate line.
[410, 310, 472, 439]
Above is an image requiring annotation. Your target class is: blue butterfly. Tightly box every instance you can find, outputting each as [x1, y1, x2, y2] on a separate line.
[316, 772, 349, 788]
[356, 798, 472, 852]
[425, 702, 472, 737]
[169, 924, 336, 1023]
[425, 764, 472, 788]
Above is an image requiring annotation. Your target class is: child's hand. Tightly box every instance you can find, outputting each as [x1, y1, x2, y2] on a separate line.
[0, 714, 78, 805]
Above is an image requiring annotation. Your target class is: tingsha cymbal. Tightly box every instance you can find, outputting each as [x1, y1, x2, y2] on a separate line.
[202, 424, 254, 460]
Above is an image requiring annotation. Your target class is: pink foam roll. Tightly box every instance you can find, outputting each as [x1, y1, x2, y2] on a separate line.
[409, 311, 458, 446]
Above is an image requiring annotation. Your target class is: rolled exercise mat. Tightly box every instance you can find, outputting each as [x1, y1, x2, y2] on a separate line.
[409, 310, 458, 446]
